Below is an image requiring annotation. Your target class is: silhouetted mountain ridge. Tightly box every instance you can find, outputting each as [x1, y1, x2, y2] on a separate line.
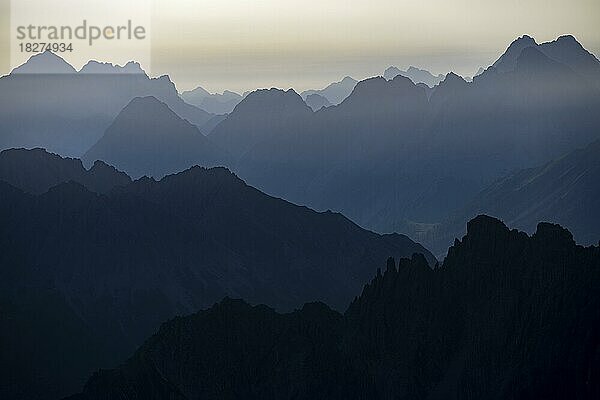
[83, 96, 228, 178]
[73, 215, 600, 399]
[0, 53, 215, 156]
[0, 147, 131, 194]
[0, 148, 433, 399]
[417, 139, 600, 255]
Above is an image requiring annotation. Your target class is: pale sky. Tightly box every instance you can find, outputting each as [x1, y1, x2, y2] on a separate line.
[1, 0, 599, 93]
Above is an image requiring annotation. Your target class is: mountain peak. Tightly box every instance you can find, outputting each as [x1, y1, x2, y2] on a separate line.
[80, 60, 146, 75]
[466, 214, 509, 238]
[533, 222, 575, 247]
[11, 50, 77, 74]
[514, 34, 537, 46]
[83, 95, 225, 179]
[116, 96, 180, 122]
[492, 35, 538, 73]
[441, 71, 466, 85]
[235, 88, 310, 114]
[555, 34, 579, 44]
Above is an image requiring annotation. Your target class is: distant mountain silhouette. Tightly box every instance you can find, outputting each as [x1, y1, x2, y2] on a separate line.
[0, 53, 215, 156]
[181, 86, 243, 114]
[79, 60, 146, 75]
[83, 97, 228, 178]
[492, 34, 538, 73]
[301, 76, 358, 105]
[72, 216, 600, 399]
[492, 34, 600, 83]
[207, 35, 600, 235]
[209, 88, 313, 158]
[0, 150, 433, 399]
[383, 65, 446, 87]
[418, 140, 600, 255]
[0, 148, 131, 194]
[11, 50, 77, 74]
[304, 93, 332, 111]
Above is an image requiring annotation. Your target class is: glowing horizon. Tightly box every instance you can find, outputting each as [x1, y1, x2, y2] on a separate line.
[1, 0, 599, 93]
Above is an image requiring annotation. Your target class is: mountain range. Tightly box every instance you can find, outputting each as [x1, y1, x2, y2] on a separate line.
[14, 35, 595, 251]
[203, 35, 600, 241]
[301, 76, 358, 105]
[0, 148, 433, 400]
[181, 86, 243, 115]
[0, 52, 216, 156]
[304, 93, 332, 111]
[82, 96, 228, 178]
[71, 215, 600, 399]
[383, 65, 446, 87]
[415, 139, 600, 255]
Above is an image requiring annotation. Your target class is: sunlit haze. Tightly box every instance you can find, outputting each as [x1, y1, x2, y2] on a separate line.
[2, 0, 599, 93]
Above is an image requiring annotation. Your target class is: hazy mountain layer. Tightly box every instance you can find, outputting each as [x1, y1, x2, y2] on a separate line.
[0, 52, 215, 156]
[207, 35, 600, 234]
[181, 86, 243, 114]
[83, 97, 228, 178]
[415, 139, 600, 255]
[383, 65, 446, 87]
[301, 76, 358, 105]
[304, 93, 332, 111]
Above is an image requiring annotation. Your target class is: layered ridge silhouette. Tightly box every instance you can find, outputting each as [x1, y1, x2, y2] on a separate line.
[0, 148, 433, 400]
[72, 216, 600, 399]
[0, 52, 215, 156]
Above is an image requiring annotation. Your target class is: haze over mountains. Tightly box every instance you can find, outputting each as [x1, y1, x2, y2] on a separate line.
[72, 216, 600, 399]
[301, 76, 358, 105]
[207, 35, 600, 251]
[383, 65, 446, 87]
[181, 86, 243, 114]
[2, 34, 598, 254]
[0, 52, 215, 156]
[0, 148, 433, 400]
[0, 32, 599, 400]
[418, 139, 600, 255]
[83, 96, 228, 178]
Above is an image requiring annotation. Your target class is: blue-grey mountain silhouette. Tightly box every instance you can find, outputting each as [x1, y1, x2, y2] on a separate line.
[181, 86, 243, 114]
[301, 76, 358, 105]
[383, 65, 446, 87]
[209, 88, 313, 159]
[0, 52, 215, 156]
[0, 147, 131, 194]
[206, 35, 600, 238]
[417, 139, 600, 255]
[83, 96, 228, 178]
[304, 93, 332, 111]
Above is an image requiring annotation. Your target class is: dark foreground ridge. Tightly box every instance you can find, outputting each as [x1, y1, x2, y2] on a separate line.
[0, 148, 433, 400]
[72, 215, 600, 399]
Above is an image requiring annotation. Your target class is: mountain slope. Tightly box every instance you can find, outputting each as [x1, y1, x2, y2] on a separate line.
[0, 148, 131, 194]
[83, 97, 228, 178]
[383, 65, 445, 87]
[0, 151, 433, 399]
[421, 139, 600, 255]
[492, 34, 600, 83]
[181, 86, 243, 114]
[0, 52, 214, 156]
[214, 35, 600, 234]
[73, 216, 600, 399]
[301, 76, 358, 105]
[305, 93, 332, 111]
[209, 89, 313, 159]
